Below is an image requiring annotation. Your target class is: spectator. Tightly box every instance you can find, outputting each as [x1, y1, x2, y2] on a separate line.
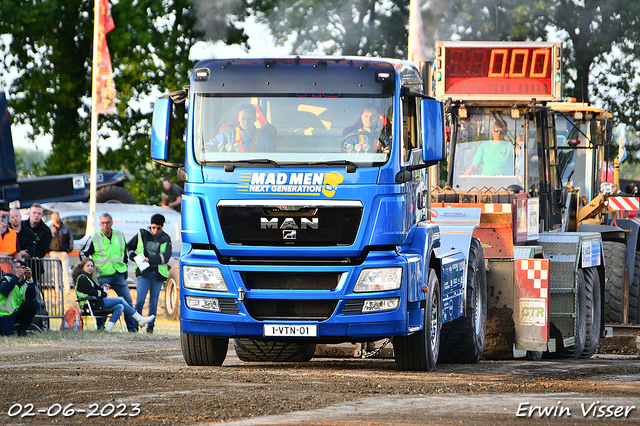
[0, 259, 39, 336]
[0, 207, 20, 275]
[49, 212, 74, 294]
[161, 178, 183, 213]
[80, 212, 138, 332]
[9, 208, 36, 260]
[73, 258, 154, 332]
[21, 203, 52, 283]
[126, 213, 172, 334]
[21, 203, 52, 259]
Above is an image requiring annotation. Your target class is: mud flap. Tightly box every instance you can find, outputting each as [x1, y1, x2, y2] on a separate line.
[514, 258, 549, 352]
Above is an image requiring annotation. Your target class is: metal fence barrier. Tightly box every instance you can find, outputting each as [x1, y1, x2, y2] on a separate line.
[1, 256, 65, 329]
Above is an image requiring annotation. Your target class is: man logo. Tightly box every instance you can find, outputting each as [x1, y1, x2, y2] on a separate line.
[283, 230, 297, 240]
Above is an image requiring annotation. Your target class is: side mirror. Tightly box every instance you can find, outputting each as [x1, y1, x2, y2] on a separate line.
[420, 98, 445, 164]
[151, 98, 173, 162]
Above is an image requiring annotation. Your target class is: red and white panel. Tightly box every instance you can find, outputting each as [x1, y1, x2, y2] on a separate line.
[608, 197, 639, 211]
[514, 258, 550, 351]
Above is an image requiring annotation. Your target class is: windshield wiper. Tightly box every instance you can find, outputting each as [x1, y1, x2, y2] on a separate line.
[294, 160, 358, 172]
[204, 159, 281, 171]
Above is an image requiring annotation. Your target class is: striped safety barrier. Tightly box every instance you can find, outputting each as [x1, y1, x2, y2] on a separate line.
[608, 196, 639, 211]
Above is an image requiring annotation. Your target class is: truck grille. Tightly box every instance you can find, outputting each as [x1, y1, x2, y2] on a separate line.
[244, 299, 337, 321]
[241, 272, 342, 290]
[217, 201, 363, 246]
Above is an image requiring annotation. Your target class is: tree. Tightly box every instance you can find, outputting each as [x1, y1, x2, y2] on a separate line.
[247, 0, 410, 58]
[0, 0, 246, 203]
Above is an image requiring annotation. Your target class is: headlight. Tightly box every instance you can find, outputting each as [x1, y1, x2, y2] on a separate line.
[183, 266, 228, 291]
[601, 182, 617, 195]
[354, 267, 402, 292]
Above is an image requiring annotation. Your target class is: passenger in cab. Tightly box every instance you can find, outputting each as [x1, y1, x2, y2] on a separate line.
[208, 104, 275, 152]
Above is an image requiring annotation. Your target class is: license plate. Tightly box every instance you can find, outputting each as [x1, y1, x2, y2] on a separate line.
[264, 324, 318, 337]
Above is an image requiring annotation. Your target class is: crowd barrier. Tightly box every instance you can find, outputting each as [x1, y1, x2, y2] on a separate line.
[0, 256, 65, 328]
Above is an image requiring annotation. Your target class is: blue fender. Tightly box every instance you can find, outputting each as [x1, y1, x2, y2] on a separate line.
[401, 221, 441, 304]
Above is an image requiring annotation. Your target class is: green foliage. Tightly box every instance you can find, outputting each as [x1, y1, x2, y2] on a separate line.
[247, 0, 410, 57]
[14, 147, 47, 178]
[0, 0, 244, 203]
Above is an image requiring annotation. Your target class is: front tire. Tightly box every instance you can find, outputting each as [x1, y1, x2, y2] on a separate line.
[394, 268, 441, 371]
[581, 267, 602, 358]
[181, 331, 228, 366]
[603, 241, 627, 323]
[233, 339, 315, 362]
[438, 237, 487, 363]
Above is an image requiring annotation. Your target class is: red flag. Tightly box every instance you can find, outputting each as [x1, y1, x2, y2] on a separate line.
[96, 0, 115, 114]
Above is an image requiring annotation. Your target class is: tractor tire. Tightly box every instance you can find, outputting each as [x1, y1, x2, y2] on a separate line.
[95, 185, 137, 204]
[181, 331, 228, 366]
[581, 267, 602, 358]
[438, 237, 487, 364]
[629, 251, 640, 324]
[394, 268, 441, 371]
[163, 267, 180, 321]
[558, 268, 586, 359]
[233, 339, 315, 362]
[180, 331, 229, 366]
[603, 241, 627, 323]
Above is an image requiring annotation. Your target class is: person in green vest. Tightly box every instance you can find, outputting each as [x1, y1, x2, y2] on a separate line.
[0, 259, 39, 336]
[126, 214, 172, 334]
[80, 212, 137, 331]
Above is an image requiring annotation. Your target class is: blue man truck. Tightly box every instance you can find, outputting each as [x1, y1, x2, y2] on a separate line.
[150, 57, 488, 371]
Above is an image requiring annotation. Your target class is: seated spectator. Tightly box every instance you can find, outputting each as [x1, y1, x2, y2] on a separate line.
[72, 258, 155, 332]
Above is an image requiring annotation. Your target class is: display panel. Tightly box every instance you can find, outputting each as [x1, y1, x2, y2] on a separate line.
[435, 42, 562, 100]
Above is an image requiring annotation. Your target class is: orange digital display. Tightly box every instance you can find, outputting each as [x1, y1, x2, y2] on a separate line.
[444, 46, 554, 96]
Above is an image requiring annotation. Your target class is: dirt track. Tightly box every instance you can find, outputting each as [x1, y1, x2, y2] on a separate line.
[1, 330, 640, 426]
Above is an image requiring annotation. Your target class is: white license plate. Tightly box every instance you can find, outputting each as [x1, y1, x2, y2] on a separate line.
[264, 324, 318, 337]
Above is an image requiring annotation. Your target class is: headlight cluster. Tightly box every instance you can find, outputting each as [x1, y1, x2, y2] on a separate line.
[354, 267, 402, 292]
[183, 266, 228, 291]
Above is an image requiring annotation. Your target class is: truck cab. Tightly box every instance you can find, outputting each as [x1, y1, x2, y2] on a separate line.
[151, 57, 484, 370]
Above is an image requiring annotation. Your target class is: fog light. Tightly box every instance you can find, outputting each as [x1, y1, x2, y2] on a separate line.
[185, 296, 220, 312]
[362, 298, 400, 313]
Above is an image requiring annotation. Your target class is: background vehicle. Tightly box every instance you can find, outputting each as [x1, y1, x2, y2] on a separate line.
[150, 56, 487, 370]
[0, 89, 136, 207]
[549, 101, 639, 324]
[433, 41, 605, 359]
[41, 202, 182, 320]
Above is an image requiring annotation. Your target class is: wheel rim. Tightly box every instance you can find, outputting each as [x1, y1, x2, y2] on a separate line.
[473, 268, 482, 336]
[166, 279, 177, 316]
[429, 295, 439, 351]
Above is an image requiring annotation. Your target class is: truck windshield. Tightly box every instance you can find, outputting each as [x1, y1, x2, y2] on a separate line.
[193, 95, 393, 167]
[450, 110, 525, 191]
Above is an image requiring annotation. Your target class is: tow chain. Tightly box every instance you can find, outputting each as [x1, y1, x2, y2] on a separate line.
[360, 338, 392, 358]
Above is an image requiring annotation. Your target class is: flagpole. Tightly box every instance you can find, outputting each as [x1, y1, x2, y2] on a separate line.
[88, 0, 100, 238]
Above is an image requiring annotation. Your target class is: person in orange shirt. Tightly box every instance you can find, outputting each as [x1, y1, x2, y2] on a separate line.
[0, 206, 21, 275]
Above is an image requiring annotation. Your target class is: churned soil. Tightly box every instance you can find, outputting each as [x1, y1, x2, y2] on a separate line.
[1, 329, 640, 426]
